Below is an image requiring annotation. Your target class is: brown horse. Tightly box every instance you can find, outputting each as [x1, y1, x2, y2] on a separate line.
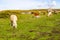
[31, 12, 40, 18]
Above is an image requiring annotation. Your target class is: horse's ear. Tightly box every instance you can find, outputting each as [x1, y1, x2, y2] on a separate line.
[31, 12, 34, 14]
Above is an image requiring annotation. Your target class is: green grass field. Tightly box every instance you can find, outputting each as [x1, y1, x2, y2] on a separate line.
[0, 13, 60, 40]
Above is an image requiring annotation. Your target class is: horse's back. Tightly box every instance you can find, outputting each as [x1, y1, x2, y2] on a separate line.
[10, 15, 17, 21]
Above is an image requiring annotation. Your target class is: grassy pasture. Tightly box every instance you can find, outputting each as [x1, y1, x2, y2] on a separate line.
[0, 12, 60, 40]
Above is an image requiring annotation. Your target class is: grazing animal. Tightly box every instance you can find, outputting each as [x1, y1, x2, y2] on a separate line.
[47, 8, 52, 17]
[31, 12, 40, 18]
[10, 14, 17, 28]
[48, 11, 52, 16]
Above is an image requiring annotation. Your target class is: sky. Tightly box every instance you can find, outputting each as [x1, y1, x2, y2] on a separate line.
[0, 0, 60, 10]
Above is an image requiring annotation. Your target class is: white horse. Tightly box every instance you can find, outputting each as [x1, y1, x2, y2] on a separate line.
[48, 11, 52, 16]
[10, 14, 17, 28]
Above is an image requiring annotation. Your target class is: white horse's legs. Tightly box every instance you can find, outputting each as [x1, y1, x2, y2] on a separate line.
[11, 21, 17, 28]
[13, 21, 17, 28]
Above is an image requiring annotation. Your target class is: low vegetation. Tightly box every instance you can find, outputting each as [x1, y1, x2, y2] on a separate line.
[0, 10, 60, 40]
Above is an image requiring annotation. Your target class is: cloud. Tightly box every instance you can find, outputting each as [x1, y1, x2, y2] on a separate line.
[0, 0, 46, 10]
[0, 0, 58, 10]
[52, 1, 56, 6]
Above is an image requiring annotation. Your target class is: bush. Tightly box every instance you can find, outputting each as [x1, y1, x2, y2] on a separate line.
[0, 12, 10, 18]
